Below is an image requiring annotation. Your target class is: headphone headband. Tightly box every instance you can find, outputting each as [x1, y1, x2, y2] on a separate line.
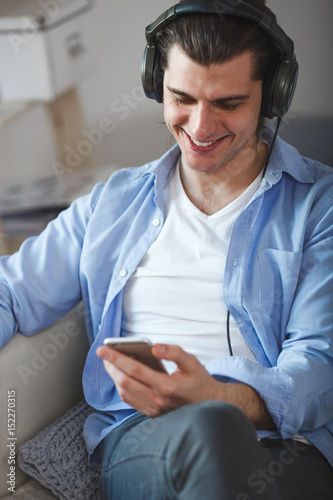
[142, 0, 298, 118]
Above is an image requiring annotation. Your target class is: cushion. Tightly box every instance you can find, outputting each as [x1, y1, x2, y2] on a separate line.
[18, 400, 101, 500]
[0, 304, 90, 496]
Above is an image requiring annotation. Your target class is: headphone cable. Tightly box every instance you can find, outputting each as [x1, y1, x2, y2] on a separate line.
[262, 117, 282, 178]
[226, 309, 233, 356]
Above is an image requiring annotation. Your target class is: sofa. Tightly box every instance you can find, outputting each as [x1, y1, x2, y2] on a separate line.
[0, 304, 91, 499]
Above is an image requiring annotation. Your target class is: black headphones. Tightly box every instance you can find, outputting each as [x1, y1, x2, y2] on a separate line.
[141, 0, 298, 119]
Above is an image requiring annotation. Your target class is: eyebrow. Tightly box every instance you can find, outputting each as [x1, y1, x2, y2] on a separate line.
[166, 86, 251, 104]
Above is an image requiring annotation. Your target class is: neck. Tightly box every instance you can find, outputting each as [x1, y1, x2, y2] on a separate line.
[179, 139, 268, 215]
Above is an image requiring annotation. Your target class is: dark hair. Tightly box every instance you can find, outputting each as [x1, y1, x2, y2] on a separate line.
[156, 0, 280, 131]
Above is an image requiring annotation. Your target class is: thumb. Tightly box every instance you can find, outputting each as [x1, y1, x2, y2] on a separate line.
[152, 344, 198, 372]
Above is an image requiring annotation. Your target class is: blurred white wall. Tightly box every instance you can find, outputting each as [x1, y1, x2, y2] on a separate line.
[0, 0, 332, 190]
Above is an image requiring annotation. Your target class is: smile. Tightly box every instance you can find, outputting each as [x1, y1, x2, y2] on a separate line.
[182, 130, 227, 151]
[190, 137, 219, 147]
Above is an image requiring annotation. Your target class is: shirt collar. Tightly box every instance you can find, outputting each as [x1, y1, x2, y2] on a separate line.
[262, 126, 315, 185]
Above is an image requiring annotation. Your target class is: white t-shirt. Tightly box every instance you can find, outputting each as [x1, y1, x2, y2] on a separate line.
[121, 160, 262, 373]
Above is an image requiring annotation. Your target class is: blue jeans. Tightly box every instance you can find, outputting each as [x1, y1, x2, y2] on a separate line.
[99, 401, 333, 500]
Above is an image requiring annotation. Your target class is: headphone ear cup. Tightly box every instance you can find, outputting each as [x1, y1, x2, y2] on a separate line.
[141, 44, 164, 103]
[272, 55, 298, 119]
[153, 50, 164, 103]
[262, 55, 299, 119]
[141, 44, 156, 100]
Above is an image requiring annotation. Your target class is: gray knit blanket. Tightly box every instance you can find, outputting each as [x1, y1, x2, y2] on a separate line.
[18, 400, 101, 500]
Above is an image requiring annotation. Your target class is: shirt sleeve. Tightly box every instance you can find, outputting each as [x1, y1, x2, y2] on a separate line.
[206, 180, 333, 439]
[0, 183, 103, 349]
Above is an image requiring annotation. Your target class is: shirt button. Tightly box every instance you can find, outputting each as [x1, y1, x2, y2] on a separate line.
[152, 218, 160, 226]
[119, 269, 127, 277]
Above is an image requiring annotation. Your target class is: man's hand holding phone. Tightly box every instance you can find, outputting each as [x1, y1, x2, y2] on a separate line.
[96, 337, 222, 418]
[96, 338, 171, 417]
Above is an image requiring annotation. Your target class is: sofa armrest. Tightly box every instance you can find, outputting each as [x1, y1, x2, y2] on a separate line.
[0, 304, 90, 497]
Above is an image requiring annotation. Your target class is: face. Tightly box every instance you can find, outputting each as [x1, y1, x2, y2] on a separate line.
[163, 45, 263, 177]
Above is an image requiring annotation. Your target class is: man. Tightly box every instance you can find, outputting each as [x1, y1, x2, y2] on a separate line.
[0, 0, 332, 499]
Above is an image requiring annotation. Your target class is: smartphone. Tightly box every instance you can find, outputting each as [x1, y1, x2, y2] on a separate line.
[103, 337, 167, 373]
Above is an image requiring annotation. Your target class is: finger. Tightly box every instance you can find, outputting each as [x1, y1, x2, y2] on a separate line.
[96, 346, 110, 361]
[101, 356, 121, 381]
[97, 345, 146, 375]
[152, 344, 200, 372]
[116, 374, 167, 417]
[97, 345, 166, 385]
[101, 355, 168, 416]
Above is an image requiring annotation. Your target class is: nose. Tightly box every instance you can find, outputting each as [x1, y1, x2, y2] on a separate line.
[189, 102, 216, 140]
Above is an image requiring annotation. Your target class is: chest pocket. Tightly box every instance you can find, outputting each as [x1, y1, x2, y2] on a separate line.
[259, 248, 302, 325]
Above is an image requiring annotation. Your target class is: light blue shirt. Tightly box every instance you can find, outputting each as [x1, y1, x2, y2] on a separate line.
[0, 128, 332, 468]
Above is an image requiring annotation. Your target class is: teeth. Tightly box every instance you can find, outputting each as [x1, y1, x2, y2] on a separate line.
[191, 137, 217, 147]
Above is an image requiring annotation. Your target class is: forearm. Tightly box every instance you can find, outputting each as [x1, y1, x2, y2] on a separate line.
[215, 381, 275, 430]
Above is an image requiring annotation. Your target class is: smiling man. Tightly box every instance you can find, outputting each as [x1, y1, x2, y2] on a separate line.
[0, 1, 332, 499]
[95, 1, 333, 498]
